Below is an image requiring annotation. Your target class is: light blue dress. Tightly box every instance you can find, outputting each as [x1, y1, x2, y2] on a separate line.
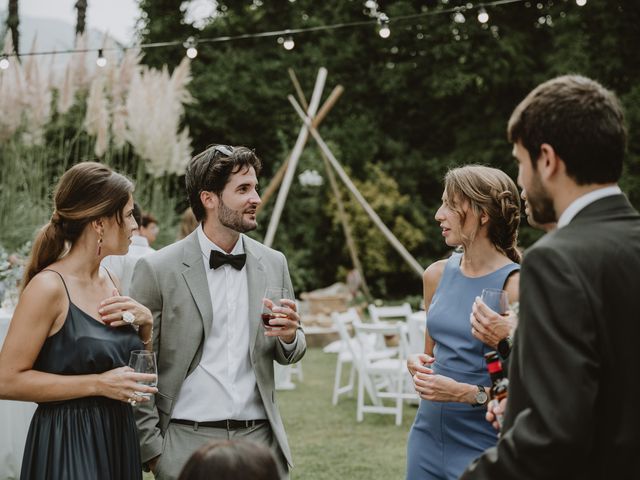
[406, 252, 519, 480]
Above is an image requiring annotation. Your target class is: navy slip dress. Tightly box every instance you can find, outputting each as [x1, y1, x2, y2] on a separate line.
[20, 270, 143, 480]
[406, 253, 519, 480]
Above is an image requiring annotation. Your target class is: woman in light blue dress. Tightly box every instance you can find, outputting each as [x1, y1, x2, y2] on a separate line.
[406, 165, 521, 480]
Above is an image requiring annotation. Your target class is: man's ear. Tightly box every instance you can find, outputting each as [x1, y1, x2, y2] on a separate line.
[200, 191, 218, 210]
[538, 143, 563, 181]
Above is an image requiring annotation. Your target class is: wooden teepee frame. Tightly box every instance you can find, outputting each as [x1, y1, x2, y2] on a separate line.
[260, 68, 424, 300]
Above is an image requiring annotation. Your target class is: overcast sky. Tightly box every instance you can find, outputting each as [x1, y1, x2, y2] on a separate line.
[19, 0, 140, 44]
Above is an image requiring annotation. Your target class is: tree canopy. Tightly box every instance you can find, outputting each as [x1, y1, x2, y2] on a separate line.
[136, 0, 639, 299]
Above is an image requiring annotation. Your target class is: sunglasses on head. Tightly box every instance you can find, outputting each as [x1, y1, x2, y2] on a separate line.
[212, 145, 234, 156]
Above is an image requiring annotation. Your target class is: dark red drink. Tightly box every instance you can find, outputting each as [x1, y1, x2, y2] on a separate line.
[261, 312, 286, 328]
[261, 313, 277, 327]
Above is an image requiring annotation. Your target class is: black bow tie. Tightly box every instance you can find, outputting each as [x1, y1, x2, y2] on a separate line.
[209, 250, 246, 270]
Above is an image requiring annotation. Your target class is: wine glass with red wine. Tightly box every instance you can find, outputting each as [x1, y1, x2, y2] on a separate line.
[261, 287, 291, 330]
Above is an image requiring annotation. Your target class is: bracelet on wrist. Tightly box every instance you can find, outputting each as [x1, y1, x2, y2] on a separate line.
[140, 328, 153, 346]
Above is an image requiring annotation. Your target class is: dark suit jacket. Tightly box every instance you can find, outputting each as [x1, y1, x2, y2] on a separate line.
[461, 194, 640, 479]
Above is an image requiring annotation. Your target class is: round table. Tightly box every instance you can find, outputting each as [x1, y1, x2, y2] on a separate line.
[0, 308, 37, 480]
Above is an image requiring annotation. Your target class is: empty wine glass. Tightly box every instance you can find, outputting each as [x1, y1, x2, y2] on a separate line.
[128, 350, 157, 399]
[480, 288, 509, 315]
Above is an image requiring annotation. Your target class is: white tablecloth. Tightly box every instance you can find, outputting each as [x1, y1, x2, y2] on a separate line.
[0, 308, 37, 480]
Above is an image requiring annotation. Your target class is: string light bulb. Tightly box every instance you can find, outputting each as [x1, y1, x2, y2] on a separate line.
[96, 49, 107, 68]
[283, 36, 295, 50]
[378, 13, 391, 39]
[0, 55, 9, 70]
[477, 7, 489, 23]
[184, 37, 198, 59]
[576, 0, 586, 5]
[453, 11, 466, 23]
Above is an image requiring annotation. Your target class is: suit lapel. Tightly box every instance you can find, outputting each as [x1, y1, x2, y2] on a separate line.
[244, 235, 266, 354]
[181, 232, 214, 339]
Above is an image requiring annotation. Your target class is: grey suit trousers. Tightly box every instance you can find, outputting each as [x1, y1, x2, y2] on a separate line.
[153, 421, 289, 480]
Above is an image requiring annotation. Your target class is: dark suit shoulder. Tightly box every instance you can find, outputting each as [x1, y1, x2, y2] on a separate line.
[530, 196, 640, 260]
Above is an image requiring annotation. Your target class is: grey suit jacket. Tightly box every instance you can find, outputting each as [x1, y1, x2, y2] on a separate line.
[130, 230, 306, 467]
[461, 194, 640, 479]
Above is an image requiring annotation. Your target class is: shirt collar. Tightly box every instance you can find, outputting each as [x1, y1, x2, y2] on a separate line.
[196, 224, 244, 258]
[130, 234, 149, 247]
[557, 185, 622, 228]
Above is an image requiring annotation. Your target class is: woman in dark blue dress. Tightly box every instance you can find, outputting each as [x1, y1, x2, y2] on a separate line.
[0, 162, 157, 479]
[406, 166, 521, 480]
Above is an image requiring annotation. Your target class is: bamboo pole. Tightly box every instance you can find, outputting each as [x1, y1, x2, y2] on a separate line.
[320, 152, 373, 301]
[254, 69, 310, 215]
[264, 70, 372, 298]
[288, 95, 424, 277]
[258, 84, 344, 213]
[288, 68, 309, 111]
[264, 67, 327, 247]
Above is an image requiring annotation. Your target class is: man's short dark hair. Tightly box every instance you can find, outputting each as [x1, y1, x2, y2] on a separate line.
[185, 145, 262, 222]
[132, 202, 142, 227]
[140, 212, 158, 228]
[508, 75, 627, 185]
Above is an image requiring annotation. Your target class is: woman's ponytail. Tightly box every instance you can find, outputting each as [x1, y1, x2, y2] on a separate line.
[21, 218, 66, 290]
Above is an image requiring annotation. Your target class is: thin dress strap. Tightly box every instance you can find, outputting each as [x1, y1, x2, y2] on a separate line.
[42, 269, 71, 301]
[101, 266, 120, 295]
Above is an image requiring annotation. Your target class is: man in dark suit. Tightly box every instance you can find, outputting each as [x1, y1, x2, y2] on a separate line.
[461, 75, 640, 479]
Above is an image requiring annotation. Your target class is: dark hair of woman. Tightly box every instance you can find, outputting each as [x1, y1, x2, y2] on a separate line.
[22, 162, 133, 289]
[177, 439, 280, 480]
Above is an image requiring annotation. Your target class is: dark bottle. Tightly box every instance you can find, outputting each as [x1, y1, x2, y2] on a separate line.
[483, 350, 509, 429]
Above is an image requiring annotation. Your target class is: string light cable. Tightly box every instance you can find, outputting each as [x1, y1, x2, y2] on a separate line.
[0, 0, 586, 60]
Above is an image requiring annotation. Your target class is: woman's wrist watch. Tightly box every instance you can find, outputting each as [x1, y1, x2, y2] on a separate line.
[471, 385, 488, 407]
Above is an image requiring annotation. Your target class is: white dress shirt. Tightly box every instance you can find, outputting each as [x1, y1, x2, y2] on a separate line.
[557, 185, 622, 228]
[171, 225, 266, 421]
[101, 235, 155, 295]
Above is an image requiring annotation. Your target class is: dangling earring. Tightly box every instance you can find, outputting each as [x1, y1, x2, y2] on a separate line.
[97, 231, 103, 256]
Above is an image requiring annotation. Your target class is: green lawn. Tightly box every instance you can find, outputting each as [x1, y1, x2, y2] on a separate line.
[280, 347, 416, 480]
[144, 347, 417, 479]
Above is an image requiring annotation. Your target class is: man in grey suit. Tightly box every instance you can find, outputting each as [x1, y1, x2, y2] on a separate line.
[461, 75, 640, 479]
[131, 145, 306, 479]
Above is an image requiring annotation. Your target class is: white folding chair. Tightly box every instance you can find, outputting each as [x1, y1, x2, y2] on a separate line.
[330, 309, 360, 405]
[368, 302, 413, 323]
[352, 319, 417, 426]
[274, 363, 296, 390]
[367, 302, 413, 351]
[407, 310, 427, 355]
[290, 361, 303, 382]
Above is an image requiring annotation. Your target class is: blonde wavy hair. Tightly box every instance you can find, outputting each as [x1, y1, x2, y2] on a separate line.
[443, 165, 521, 263]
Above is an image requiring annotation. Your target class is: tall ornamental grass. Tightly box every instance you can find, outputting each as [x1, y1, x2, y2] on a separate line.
[0, 33, 195, 250]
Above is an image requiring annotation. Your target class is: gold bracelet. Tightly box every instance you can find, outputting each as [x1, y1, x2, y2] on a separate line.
[141, 329, 153, 346]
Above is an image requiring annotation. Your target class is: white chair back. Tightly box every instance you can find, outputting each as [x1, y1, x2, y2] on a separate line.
[352, 319, 417, 425]
[329, 308, 361, 405]
[407, 310, 427, 355]
[367, 302, 412, 323]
